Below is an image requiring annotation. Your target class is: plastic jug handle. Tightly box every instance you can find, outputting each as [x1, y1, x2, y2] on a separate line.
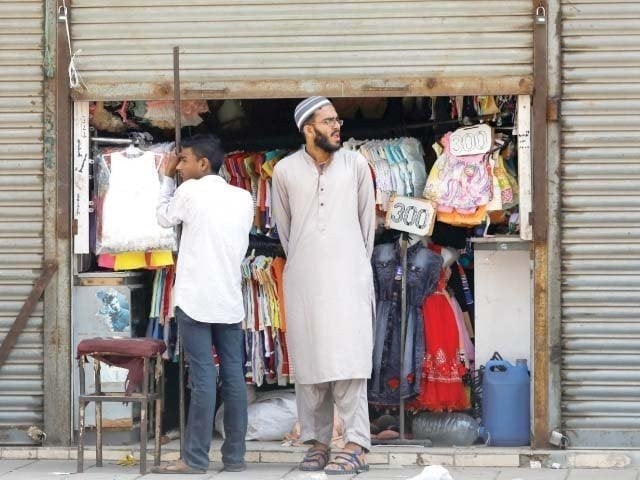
[486, 360, 509, 372]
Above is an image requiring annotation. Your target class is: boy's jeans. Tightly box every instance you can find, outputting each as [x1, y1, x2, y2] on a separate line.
[176, 307, 247, 470]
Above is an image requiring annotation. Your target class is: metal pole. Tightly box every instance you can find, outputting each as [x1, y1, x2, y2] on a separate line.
[531, 0, 550, 448]
[173, 46, 182, 154]
[399, 232, 408, 440]
[173, 45, 186, 459]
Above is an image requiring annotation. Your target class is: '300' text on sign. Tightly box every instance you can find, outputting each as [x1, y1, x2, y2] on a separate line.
[385, 195, 437, 237]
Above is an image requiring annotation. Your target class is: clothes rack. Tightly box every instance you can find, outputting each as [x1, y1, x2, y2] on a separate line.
[90, 131, 154, 158]
[372, 231, 431, 447]
[90, 130, 153, 146]
[402, 112, 514, 131]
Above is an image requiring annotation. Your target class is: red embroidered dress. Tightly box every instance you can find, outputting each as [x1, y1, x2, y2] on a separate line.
[415, 271, 469, 411]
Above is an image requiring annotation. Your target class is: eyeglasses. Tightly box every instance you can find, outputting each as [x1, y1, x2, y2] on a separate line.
[314, 117, 344, 127]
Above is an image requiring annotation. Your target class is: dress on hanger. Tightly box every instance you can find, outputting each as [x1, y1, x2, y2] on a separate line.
[414, 270, 469, 411]
[369, 241, 442, 406]
[423, 131, 492, 215]
[99, 150, 177, 253]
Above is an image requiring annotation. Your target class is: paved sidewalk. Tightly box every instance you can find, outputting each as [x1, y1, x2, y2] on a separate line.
[1, 460, 640, 480]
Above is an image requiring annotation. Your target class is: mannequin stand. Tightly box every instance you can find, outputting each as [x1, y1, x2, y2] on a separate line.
[372, 232, 431, 446]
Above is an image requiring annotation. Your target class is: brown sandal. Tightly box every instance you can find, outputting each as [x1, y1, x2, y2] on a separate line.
[299, 446, 330, 471]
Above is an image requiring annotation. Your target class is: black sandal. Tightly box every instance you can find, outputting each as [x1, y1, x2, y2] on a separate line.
[324, 447, 369, 475]
[299, 446, 330, 472]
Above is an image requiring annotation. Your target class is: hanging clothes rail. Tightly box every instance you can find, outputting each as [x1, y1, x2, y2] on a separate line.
[90, 131, 153, 146]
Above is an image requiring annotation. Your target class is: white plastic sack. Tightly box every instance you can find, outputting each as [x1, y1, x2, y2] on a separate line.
[215, 390, 297, 441]
[407, 465, 454, 480]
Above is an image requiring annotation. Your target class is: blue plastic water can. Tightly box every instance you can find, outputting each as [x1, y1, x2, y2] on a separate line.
[482, 358, 531, 446]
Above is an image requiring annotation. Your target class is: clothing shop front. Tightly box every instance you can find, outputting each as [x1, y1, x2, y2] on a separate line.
[56, 0, 546, 449]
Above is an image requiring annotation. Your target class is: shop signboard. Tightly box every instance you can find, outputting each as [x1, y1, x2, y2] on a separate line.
[73, 102, 91, 253]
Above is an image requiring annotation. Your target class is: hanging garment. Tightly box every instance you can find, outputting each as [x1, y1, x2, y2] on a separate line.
[447, 294, 474, 369]
[344, 137, 427, 210]
[414, 272, 469, 412]
[241, 254, 291, 386]
[90, 101, 126, 133]
[402, 138, 428, 199]
[369, 241, 442, 406]
[143, 100, 208, 129]
[486, 155, 503, 212]
[493, 151, 519, 209]
[113, 252, 147, 270]
[99, 150, 177, 253]
[430, 221, 468, 249]
[148, 250, 174, 268]
[146, 266, 176, 359]
[423, 131, 492, 214]
[447, 262, 475, 331]
[436, 205, 488, 227]
[271, 257, 287, 331]
[478, 96, 500, 116]
[97, 253, 116, 269]
[220, 149, 287, 234]
[98, 250, 174, 271]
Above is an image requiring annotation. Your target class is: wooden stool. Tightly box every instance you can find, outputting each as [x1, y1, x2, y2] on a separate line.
[76, 337, 166, 475]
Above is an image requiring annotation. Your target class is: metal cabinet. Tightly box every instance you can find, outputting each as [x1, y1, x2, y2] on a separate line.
[72, 272, 150, 442]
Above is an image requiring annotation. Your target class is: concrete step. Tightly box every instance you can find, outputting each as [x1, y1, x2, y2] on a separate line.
[4, 442, 640, 469]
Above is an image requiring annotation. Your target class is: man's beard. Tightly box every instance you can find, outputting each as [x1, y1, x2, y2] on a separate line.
[313, 127, 341, 153]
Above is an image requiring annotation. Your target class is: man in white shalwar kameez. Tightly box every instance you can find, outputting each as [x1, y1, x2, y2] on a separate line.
[272, 97, 376, 475]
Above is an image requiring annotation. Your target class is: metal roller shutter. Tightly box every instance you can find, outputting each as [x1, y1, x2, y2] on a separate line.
[69, 0, 534, 100]
[0, 0, 45, 443]
[561, 0, 640, 447]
